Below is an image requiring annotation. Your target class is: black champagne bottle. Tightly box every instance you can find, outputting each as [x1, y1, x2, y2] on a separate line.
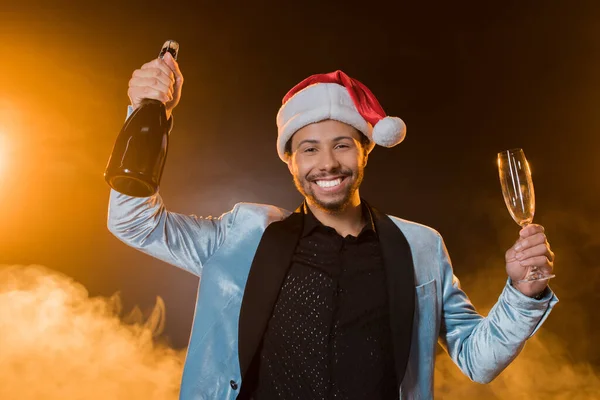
[104, 40, 180, 197]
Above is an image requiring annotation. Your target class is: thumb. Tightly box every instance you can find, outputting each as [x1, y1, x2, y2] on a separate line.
[162, 52, 183, 82]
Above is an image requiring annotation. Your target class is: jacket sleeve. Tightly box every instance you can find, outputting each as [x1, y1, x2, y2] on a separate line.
[436, 234, 558, 384]
[107, 190, 236, 277]
[106, 106, 236, 277]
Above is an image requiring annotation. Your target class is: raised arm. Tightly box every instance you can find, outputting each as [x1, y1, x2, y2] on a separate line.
[436, 235, 558, 383]
[108, 190, 235, 276]
[106, 49, 233, 276]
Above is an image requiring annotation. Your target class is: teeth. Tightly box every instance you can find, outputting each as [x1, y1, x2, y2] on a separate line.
[316, 178, 342, 188]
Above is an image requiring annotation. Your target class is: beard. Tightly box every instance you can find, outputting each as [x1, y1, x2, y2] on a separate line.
[293, 166, 364, 213]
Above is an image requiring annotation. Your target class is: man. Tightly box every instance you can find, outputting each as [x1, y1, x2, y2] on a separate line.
[108, 52, 558, 399]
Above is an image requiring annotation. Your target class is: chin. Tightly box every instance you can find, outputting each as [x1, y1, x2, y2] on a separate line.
[311, 194, 352, 213]
[294, 174, 359, 213]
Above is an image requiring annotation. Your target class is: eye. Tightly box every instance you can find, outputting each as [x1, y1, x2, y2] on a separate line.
[335, 143, 350, 150]
[303, 147, 317, 153]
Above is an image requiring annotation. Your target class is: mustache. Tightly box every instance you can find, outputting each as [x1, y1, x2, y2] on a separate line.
[306, 169, 352, 182]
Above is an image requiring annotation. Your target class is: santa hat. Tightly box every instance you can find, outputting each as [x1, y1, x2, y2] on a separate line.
[276, 70, 406, 162]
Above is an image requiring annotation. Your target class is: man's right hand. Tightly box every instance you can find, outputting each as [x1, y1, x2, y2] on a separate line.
[128, 51, 184, 119]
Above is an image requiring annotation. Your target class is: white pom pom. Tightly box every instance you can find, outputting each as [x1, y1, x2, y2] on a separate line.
[372, 117, 406, 148]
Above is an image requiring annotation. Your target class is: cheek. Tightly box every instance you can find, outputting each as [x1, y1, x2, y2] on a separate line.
[292, 157, 317, 178]
[340, 152, 363, 171]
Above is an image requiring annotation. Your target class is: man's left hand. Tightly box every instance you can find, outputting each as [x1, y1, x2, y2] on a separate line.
[505, 224, 555, 298]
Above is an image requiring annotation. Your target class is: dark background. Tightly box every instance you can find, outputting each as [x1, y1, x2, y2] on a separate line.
[0, 1, 598, 397]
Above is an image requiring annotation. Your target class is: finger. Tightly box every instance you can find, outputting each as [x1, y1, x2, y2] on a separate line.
[129, 76, 171, 95]
[507, 237, 524, 260]
[129, 86, 170, 103]
[519, 224, 544, 238]
[132, 68, 173, 87]
[515, 243, 550, 261]
[163, 52, 184, 84]
[132, 67, 175, 84]
[518, 254, 553, 269]
[514, 232, 548, 251]
[133, 67, 174, 88]
[140, 58, 175, 81]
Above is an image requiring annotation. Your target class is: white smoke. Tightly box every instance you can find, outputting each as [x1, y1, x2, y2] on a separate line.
[0, 264, 184, 400]
[1, 202, 598, 400]
[433, 198, 600, 399]
[433, 263, 600, 399]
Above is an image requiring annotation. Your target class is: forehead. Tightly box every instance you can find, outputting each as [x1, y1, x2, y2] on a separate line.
[291, 120, 362, 146]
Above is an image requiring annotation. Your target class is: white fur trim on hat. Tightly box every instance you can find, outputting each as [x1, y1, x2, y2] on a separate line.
[276, 83, 373, 162]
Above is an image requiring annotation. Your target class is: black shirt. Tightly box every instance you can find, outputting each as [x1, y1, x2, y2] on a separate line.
[253, 205, 397, 399]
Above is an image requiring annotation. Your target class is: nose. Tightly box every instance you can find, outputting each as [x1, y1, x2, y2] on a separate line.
[318, 148, 340, 171]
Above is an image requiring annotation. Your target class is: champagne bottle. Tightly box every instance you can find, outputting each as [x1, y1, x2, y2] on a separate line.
[104, 40, 180, 197]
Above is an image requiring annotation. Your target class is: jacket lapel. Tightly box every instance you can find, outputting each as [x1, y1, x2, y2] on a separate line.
[370, 205, 416, 385]
[238, 207, 304, 381]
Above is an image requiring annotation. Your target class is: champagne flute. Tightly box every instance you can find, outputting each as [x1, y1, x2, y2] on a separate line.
[497, 148, 555, 282]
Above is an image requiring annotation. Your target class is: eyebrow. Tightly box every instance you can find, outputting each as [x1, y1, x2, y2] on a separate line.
[297, 136, 355, 147]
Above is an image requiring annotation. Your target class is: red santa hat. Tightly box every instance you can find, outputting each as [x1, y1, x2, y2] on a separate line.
[276, 70, 406, 162]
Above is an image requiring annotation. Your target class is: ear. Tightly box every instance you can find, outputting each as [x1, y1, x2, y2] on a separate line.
[359, 143, 369, 168]
[286, 157, 294, 175]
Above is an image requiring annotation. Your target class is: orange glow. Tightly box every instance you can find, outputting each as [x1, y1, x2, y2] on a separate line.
[434, 260, 600, 399]
[0, 130, 5, 180]
[0, 9, 597, 400]
[0, 101, 16, 189]
[0, 265, 184, 399]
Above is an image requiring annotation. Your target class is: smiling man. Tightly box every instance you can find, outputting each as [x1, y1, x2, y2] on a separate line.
[287, 119, 369, 232]
[108, 56, 558, 400]
[289, 120, 365, 207]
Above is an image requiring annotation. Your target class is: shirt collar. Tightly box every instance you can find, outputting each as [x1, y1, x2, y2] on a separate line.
[301, 201, 377, 238]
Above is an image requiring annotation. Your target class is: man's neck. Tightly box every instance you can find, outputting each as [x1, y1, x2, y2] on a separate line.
[306, 194, 366, 238]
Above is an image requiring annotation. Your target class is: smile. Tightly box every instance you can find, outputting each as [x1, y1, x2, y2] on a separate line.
[314, 177, 344, 188]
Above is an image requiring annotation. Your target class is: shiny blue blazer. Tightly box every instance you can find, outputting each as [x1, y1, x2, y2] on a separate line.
[107, 190, 557, 400]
